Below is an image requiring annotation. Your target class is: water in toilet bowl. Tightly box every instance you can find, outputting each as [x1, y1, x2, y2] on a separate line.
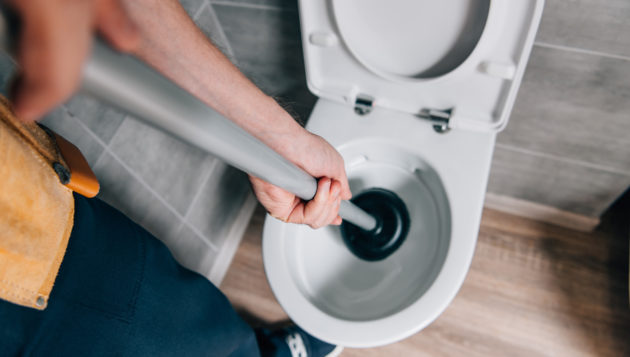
[282, 140, 452, 321]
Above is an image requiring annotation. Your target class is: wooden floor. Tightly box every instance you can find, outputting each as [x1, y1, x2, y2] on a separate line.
[220, 205, 630, 356]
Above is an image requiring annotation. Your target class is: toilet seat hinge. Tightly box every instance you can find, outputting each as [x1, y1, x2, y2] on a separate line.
[419, 108, 453, 134]
[354, 94, 374, 116]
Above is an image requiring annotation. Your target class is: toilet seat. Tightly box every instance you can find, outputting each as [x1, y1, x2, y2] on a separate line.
[263, 0, 545, 347]
[298, 0, 545, 132]
[331, 0, 491, 81]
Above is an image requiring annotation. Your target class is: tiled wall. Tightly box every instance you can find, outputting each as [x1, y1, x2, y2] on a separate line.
[489, 0, 630, 217]
[198, 0, 630, 219]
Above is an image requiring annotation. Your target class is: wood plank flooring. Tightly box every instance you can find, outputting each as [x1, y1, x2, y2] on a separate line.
[220, 205, 630, 356]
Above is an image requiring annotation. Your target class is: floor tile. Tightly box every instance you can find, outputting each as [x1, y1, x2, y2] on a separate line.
[65, 94, 126, 145]
[210, 0, 294, 10]
[186, 162, 252, 250]
[39, 106, 105, 166]
[169, 224, 219, 277]
[108, 117, 217, 215]
[93, 151, 183, 240]
[498, 45, 630, 173]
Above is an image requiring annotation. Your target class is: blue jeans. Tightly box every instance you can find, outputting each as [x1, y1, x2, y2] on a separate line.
[0, 194, 261, 356]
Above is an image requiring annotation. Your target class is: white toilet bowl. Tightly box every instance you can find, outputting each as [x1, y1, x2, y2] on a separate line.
[263, 0, 544, 348]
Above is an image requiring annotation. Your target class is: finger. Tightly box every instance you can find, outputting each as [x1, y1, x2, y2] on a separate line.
[327, 152, 351, 201]
[96, 0, 139, 52]
[338, 170, 352, 200]
[249, 175, 299, 222]
[302, 178, 331, 228]
[333, 215, 342, 225]
[12, 2, 92, 121]
[313, 180, 341, 228]
[325, 197, 342, 226]
[279, 197, 303, 223]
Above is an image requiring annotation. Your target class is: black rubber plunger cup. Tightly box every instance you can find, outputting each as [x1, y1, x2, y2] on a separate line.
[341, 188, 410, 261]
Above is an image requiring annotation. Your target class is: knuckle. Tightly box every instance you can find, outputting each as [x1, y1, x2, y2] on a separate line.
[309, 219, 323, 229]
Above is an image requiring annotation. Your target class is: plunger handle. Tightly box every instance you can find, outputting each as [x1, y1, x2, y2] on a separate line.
[0, 7, 377, 231]
[83, 42, 378, 231]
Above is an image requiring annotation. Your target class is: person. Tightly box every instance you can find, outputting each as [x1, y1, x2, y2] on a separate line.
[0, 0, 350, 355]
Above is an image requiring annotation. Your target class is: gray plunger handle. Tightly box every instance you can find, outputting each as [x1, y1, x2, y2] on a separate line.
[82, 42, 378, 231]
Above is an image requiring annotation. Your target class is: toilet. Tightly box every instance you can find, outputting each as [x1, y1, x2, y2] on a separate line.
[263, 0, 544, 348]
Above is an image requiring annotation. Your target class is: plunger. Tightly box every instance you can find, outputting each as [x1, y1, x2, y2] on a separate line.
[78, 42, 411, 261]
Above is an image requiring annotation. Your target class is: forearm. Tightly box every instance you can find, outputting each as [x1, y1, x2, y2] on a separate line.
[121, 0, 307, 155]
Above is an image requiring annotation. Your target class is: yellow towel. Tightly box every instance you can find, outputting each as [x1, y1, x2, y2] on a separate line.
[0, 97, 76, 310]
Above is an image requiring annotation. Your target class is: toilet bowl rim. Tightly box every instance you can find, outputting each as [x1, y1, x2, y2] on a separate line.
[262, 211, 477, 348]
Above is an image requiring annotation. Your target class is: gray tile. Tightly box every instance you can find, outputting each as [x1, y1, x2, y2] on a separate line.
[108, 117, 217, 215]
[212, 4, 301, 88]
[168, 224, 219, 276]
[194, 4, 232, 57]
[487, 147, 630, 217]
[39, 106, 105, 166]
[537, 0, 630, 57]
[0, 52, 16, 96]
[498, 45, 630, 173]
[93, 152, 182, 240]
[187, 163, 251, 249]
[213, 3, 316, 120]
[65, 94, 126, 145]
[210, 0, 295, 10]
[179, 0, 206, 17]
[94, 152, 218, 279]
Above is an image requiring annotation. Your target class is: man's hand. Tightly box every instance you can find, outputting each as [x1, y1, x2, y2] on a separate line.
[249, 132, 352, 229]
[5, 0, 139, 122]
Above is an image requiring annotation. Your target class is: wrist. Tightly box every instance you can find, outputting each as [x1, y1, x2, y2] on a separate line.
[256, 97, 310, 157]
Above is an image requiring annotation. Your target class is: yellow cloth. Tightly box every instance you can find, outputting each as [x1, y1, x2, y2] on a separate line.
[0, 97, 74, 310]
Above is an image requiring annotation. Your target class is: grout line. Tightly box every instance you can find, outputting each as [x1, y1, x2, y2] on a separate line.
[182, 158, 221, 220]
[181, 222, 220, 251]
[171, 220, 186, 240]
[66, 109, 219, 250]
[208, 191, 257, 285]
[60, 104, 109, 165]
[209, 1, 288, 11]
[102, 112, 126, 148]
[534, 41, 630, 62]
[68, 112, 184, 220]
[192, 0, 209, 21]
[205, 1, 237, 60]
[495, 143, 630, 176]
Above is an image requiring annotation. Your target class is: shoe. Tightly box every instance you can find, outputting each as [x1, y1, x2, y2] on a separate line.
[256, 325, 343, 357]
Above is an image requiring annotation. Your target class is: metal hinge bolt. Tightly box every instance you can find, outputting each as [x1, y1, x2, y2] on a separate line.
[354, 94, 374, 116]
[419, 108, 452, 133]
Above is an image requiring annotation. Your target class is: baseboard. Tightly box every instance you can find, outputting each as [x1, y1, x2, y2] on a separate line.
[484, 193, 600, 232]
[208, 192, 258, 286]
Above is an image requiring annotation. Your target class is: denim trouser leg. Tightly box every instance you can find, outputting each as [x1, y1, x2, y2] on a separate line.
[0, 194, 261, 356]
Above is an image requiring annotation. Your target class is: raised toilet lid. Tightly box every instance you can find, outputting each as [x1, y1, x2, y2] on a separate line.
[299, 0, 545, 132]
